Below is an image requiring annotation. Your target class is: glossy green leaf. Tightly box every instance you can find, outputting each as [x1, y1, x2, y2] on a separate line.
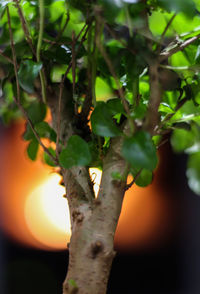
[106, 98, 125, 115]
[43, 147, 57, 167]
[187, 152, 200, 195]
[27, 139, 39, 161]
[18, 60, 42, 93]
[170, 128, 195, 152]
[35, 121, 57, 142]
[25, 101, 46, 124]
[91, 103, 122, 137]
[59, 135, 91, 169]
[122, 131, 158, 170]
[135, 169, 153, 187]
[99, 0, 121, 23]
[157, 0, 196, 17]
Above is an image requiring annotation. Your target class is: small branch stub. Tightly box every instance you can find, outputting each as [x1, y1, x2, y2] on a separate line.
[91, 241, 103, 258]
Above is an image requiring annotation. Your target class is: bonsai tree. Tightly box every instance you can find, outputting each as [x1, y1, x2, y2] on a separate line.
[1, 0, 200, 293]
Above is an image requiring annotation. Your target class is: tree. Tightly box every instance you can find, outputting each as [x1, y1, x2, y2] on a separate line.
[1, 0, 200, 293]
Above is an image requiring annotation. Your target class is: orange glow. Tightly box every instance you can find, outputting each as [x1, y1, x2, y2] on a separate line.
[0, 121, 69, 250]
[0, 121, 174, 251]
[115, 176, 173, 250]
[25, 173, 70, 250]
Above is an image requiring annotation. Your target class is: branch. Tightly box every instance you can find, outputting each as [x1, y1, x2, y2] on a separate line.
[7, 6, 58, 165]
[104, 23, 136, 56]
[13, 96, 58, 165]
[37, 0, 46, 103]
[144, 62, 163, 135]
[96, 32, 134, 133]
[56, 25, 90, 157]
[6, 6, 20, 102]
[158, 95, 188, 129]
[124, 169, 142, 191]
[160, 34, 200, 61]
[14, 0, 36, 57]
[156, 13, 176, 53]
[0, 49, 14, 64]
[48, 10, 70, 50]
[160, 13, 176, 42]
[72, 30, 76, 95]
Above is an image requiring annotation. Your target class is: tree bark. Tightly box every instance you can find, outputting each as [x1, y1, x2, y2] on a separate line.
[62, 138, 127, 294]
[47, 87, 127, 294]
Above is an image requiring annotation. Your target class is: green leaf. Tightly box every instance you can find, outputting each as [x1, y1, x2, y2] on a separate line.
[27, 139, 39, 161]
[91, 103, 122, 137]
[157, 0, 197, 18]
[35, 121, 57, 142]
[159, 102, 174, 114]
[99, 0, 121, 23]
[106, 98, 125, 115]
[43, 147, 57, 167]
[25, 101, 46, 124]
[122, 131, 158, 171]
[170, 128, 195, 152]
[59, 135, 91, 169]
[23, 124, 34, 141]
[135, 169, 153, 187]
[18, 60, 42, 93]
[187, 152, 200, 195]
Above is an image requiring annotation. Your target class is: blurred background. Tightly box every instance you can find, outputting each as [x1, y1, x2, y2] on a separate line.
[1, 119, 200, 294]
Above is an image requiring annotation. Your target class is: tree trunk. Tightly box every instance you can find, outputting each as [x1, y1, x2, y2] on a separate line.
[62, 138, 126, 294]
[63, 213, 116, 294]
[47, 90, 127, 294]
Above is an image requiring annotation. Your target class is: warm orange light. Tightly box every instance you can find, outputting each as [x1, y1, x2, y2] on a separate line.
[25, 173, 70, 250]
[0, 120, 174, 251]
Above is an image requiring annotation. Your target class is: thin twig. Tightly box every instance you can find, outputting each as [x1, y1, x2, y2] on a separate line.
[37, 0, 46, 103]
[0, 49, 14, 64]
[96, 37, 134, 128]
[13, 96, 58, 165]
[14, 0, 36, 57]
[144, 62, 163, 135]
[124, 169, 142, 191]
[161, 13, 176, 42]
[56, 25, 90, 157]
[48, 10, 70, 50]
[72, 30, 76, 94]
[75, 23, 88, 43]
[159, 95, 187, 128]
[6, 6, 20, 102]
[7, 5, 57, 165]
[160, 34, 200, 61]
[104, 23, 136, 56]
[157, 138, 169, 149]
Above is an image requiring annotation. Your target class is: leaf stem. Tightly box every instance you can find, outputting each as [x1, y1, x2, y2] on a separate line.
[13, 96, 58, 165]
[6, 6, 20, 102]
[0, 49, 14, 64]
[14, 0, 36, 57]
[37, 0, 46, 103]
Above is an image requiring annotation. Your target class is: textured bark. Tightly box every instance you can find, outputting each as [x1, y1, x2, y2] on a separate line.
[62, 138, 127, 294]
[47, 86, 127, 294]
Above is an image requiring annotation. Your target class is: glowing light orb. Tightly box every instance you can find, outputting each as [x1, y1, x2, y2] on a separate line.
[25, 173, 71, 250]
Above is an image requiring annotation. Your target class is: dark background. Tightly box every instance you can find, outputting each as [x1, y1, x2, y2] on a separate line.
[1, 146, 200, 294]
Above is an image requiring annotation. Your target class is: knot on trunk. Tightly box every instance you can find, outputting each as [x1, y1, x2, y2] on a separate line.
[91, 240, 103, 258]
[72, 210, 84, 223]
[93, 198, 101, 206]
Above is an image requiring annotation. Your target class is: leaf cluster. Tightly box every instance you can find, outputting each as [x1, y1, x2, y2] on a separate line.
[1, 0, 200, 192]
